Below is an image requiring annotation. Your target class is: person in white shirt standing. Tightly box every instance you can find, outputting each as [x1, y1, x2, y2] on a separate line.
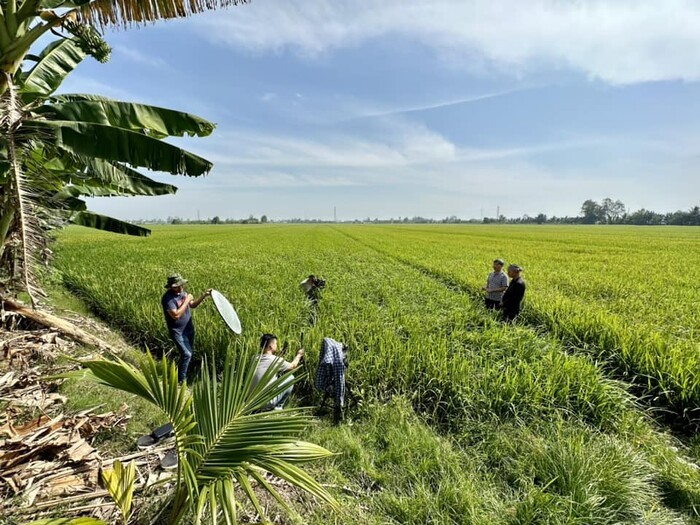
[482, 258, 508, 310]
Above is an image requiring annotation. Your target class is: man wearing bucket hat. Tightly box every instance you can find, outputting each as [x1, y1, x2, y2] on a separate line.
[161, 273, 212, 384]
[500, 264, 526, 322]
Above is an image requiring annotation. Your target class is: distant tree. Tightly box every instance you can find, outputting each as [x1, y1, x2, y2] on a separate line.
[211, 216, 221, 224]
[625, 209, 663, 225]
[601, 198, 626, 224]
[666, 206, 700, 226]
[580, 199, 603, 224]
[260, 214, 268, 223]
[535, 213, 547, 224]
[688, 206, 700, 225]
[241, 214, 259, 224]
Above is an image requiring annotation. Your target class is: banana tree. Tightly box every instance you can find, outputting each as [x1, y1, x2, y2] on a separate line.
[0, 1, 250, 304]
[75, 350, 339, 524]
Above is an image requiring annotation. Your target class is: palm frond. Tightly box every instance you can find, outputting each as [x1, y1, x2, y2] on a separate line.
[77, 350, 338, 524]
[79, 353, 200, 456]
[100, 459, 136, 524]
[188, 351, 338, 522]
[79, 0, 251, 29]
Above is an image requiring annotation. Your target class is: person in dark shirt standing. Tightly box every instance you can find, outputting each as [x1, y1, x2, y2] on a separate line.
[161, 273, 211, 384]
[500, 264, 526, 322]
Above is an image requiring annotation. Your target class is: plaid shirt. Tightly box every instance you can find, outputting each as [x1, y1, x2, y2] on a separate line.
[314, 338, 347, 407]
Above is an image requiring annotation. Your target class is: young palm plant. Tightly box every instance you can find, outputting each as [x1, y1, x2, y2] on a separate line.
[75, 350, 339, 524]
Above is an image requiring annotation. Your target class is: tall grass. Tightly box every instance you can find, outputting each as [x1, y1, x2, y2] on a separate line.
[343, 224, 700, 425]
[55, 225, 700, 523]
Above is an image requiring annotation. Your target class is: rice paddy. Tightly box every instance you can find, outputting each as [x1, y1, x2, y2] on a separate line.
[55, 224, 700, 524]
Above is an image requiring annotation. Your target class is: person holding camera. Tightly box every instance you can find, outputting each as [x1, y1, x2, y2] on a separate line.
[300, 274, 325, 304]
[252, 333, 305, 410]
[300, 274, 326, 325]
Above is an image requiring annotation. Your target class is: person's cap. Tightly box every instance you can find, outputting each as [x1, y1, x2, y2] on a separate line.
[165, 273, 188, 288]
[508, 264, 523, 272]
[494, 258, 505, 265]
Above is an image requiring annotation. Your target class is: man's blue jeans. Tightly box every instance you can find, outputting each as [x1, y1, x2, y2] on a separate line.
[265, 374, 294, 410]
[170, 321, 195, 383]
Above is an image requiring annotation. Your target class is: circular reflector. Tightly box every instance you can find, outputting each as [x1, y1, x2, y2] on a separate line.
[211, 289, 242, 334]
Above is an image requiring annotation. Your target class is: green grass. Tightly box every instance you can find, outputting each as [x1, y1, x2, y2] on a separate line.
[340, 224, 700, 424]
[53, 224, 700, 524]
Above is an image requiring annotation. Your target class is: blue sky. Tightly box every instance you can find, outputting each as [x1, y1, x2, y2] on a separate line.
[58, 0, 700, 221]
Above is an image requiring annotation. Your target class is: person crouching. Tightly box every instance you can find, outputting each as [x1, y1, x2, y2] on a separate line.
[252, 333, 305, 410]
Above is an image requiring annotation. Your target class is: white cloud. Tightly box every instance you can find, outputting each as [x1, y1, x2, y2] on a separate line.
[197, 119, 458, 170]
[192, 0, 700, 84]
[114, 45, 169, 68]
[342, 87, 534, 121]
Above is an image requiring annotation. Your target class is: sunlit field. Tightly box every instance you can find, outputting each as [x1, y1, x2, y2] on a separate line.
[56, 224, 700, 524]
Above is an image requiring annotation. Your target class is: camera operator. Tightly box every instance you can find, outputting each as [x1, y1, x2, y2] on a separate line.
[300, 274, 326, 304]
[252, 333, 305, 411]
[300, 275, 326, 326]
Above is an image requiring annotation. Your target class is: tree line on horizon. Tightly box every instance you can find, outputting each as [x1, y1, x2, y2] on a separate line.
[500, 198, 700, 226]
[133, 199, 700, 226]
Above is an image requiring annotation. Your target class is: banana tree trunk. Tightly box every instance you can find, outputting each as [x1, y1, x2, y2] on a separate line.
[0, 197, 15, 261]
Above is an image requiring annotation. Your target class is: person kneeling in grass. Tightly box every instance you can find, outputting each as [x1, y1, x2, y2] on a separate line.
[253, 333, 305, 410]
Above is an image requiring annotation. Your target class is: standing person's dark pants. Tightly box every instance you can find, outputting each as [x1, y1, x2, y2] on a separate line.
[170, 321, 195, 383]
[502, 307, 520, 323]
[485, 298, 500, 310]
[501, 277, 526, 323]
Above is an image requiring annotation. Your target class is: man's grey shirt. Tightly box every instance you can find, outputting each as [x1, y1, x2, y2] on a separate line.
[252, 354, 293, 390]
[487, 271, 508, 301]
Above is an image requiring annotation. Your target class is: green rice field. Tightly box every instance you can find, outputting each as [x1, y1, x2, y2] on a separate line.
[56, 224, 700, 524]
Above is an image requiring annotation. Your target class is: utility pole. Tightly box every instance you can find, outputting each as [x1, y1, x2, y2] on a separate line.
[197, 209, 200, 222]
[334, 206, 337, 223]
[496, 205, 500, 221]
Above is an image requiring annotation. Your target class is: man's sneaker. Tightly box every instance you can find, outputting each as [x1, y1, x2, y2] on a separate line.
[161, 447, 178, 470]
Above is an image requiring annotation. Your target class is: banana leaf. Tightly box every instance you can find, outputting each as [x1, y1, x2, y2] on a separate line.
[24, 119, 213, 176]
[21, 39, 86, 103]
[70, 210, 151, 236]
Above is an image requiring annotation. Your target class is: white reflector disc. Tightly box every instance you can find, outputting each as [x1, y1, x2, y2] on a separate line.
[211, 289, 242, 334]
